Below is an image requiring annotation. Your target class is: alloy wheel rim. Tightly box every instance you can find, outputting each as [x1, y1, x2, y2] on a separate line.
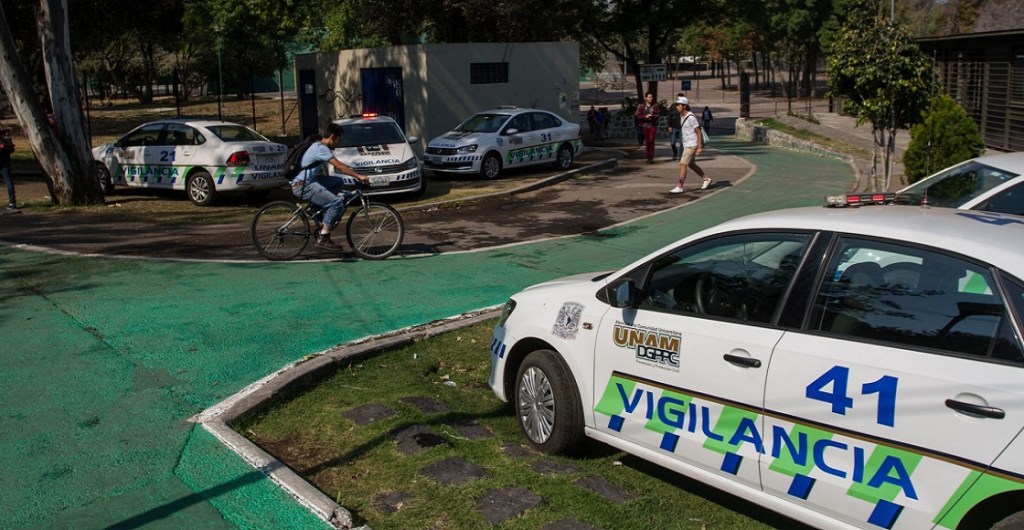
[518, 366, 555, 444]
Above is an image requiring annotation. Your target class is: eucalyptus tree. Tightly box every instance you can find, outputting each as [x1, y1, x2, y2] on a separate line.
[827, 3, 935, 190]
[0, 0, 102, 205]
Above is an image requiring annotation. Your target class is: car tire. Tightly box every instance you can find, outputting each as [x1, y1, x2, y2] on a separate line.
[993, 511, 1024, 530]
[514, 349, 584, 454]
[187, 170, 217, 206]
[95, 163, 114, 194]
[554, 144, 574, 171]
[480, 152, 502, 180]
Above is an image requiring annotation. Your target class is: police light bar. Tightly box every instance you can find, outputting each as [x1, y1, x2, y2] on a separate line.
[361, 112, 378, 118]
[825, 192, 896, 207]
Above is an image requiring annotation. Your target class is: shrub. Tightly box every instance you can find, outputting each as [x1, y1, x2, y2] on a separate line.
[903, 94, 985, 184]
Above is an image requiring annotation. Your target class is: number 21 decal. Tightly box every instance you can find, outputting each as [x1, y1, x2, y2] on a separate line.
[160, 150, 176, 162]
[806, 366, 898, 427]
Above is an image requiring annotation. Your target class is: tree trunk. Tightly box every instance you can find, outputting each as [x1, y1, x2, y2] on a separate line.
[872, 127, 885, 192]
[0, 0, 104, 206]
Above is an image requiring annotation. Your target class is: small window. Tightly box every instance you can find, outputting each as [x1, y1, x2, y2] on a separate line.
[531, 112, 561, 130]
[980, 181, 1024, 216]
[470, 62, 509, 85]
[811, 237, 1023, 362]
[638, 232, 812, 324]
[165, 124, 198, 146]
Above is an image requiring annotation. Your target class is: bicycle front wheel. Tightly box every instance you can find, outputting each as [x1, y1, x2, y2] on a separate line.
[346, 202, 404, 260]
[251, 201, 310, 261]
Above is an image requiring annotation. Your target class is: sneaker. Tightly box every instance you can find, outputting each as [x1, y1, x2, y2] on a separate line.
[316, 233, 341, 249]
[700, 179, 713, 190]
[669, 186, 685, 194]
[6, 203, 17, 210]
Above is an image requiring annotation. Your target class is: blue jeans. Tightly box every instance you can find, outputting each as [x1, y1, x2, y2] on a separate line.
[668, 129, 681, 158]
[1, 154, 13, 206]
[291, 174, 349, 230]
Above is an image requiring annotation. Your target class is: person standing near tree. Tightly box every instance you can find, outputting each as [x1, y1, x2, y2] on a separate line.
[0, 126, 17, 211]
[635, 92, 659, 163]
[670, 97, 712, 193]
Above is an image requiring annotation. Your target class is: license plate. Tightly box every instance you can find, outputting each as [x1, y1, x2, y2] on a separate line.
[368, 175, 389, 187]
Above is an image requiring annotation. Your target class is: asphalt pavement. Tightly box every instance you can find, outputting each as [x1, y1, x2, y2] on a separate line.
[0, 130, 855, 529]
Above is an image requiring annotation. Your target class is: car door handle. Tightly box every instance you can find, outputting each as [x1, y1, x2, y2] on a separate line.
[945, 399, 1005, 419]
[723, 354, 761, 368]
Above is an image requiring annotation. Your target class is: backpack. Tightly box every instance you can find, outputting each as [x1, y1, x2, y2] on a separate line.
[282, 137, 320, 181]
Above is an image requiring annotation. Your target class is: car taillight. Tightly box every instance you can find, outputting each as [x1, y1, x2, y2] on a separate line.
[226, 151, 250, 166]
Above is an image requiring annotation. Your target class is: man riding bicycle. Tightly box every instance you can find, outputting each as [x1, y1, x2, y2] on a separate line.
[291, 123, 369, 249]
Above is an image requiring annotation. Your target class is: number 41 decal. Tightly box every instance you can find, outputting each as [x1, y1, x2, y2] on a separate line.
[806, 366, 898, 427]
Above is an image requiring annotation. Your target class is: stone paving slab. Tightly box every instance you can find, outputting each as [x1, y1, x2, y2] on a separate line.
[531, 459, 581, 476]
[420, 456, 489, 486]
[475, 486, 543, 525]
[390, 424, 448, 455]
[575, 475, 634, 504]
[445, 419, 492, 441]
[373, 491, 414, 514]
[342, 403, 396, 426]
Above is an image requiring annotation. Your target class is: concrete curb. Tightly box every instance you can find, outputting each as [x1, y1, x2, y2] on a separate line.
[192, 308, 501, 530]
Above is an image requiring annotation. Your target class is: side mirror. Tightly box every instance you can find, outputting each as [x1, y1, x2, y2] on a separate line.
[604, 279, 639, 308]
[504, 128, 519, 135]
[407, 136, 419, 145]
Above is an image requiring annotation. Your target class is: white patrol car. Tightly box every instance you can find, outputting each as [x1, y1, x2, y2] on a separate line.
[424, 107, 581, 180]
[894, 151, 1023, 216]
[328, 114, 424, 197]
[92, 119, 287, 206]
[490, 205, 1024, 530]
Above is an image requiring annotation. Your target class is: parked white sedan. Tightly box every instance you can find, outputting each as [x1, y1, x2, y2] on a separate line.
[424, 107, 581, 180]
[490, 205, 1024, 530]
[895, 151, 1023, 215]
[92, 120, 287, 206]
[328, 113, 424, 197]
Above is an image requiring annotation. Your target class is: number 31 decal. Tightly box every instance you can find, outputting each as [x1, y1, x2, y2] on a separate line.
[806, 366, 898, 427]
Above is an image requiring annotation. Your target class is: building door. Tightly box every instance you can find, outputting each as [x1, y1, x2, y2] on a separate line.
[361, 67, 406, 132]
[298, 69, 318, 139]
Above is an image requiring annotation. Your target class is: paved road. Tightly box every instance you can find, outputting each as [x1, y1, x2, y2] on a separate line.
[0, 137, 851, 529]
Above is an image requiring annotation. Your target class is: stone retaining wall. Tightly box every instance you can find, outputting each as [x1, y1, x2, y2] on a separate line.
[734, 117, 852, 163]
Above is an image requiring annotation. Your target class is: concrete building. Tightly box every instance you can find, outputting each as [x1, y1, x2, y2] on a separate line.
[294, 42, 580, 147]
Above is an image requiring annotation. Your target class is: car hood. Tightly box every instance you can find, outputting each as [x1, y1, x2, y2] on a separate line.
[517, 270, 614, 295]
[428, 131, 490, 148]
[333, 143, 415, 168]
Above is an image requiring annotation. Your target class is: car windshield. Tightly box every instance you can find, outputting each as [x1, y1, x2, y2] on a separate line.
[206, 125, 269, 142]
[340, 122, 406, 147]
[455, 114, 509, 133]
[896, 161, 1020, 208]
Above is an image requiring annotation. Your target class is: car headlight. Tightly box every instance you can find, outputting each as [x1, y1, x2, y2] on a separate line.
[402, 157, 418, 170]
[497, 299, 516, 327]
[455, 144, 478, 154]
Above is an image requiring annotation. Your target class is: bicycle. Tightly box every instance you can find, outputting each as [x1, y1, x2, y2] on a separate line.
[250, 182, 404, 261]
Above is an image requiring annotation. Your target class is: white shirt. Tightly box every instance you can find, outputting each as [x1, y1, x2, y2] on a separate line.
[680, 112, 701, 148]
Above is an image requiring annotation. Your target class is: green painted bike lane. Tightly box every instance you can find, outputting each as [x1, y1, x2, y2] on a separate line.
[0, 140, 851, 529]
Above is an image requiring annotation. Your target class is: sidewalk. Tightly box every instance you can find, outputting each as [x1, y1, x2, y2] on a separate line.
[580, 75, 909, 192]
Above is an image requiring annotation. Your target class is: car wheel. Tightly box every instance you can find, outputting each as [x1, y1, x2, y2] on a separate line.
[480, 153, 502, 180]
[95, 163, 114, 194]
[993, 510, 1024, 529]
[514, 349, 584, 454]
[554, 144, 574, 170]
[187, 171, 217, 206]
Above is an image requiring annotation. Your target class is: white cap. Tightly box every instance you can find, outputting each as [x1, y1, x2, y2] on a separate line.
[676, 96, 688, 105]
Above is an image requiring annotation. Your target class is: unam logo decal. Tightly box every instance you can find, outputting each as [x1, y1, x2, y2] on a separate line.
[552, 302, 583, 340]
[613, 323, 681, 371]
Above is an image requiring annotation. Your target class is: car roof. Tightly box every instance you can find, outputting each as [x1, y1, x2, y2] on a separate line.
[137, 119, 250, 128]
[706, 206, 1024, 275]
[472, 107, 553, 116]
[899, 151, 1024, 192]
[332, 114, 399, 125]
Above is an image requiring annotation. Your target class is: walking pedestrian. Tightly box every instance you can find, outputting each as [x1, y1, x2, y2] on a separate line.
[667, 92, 684, 160]
[701, 106, 714, 135]
[586, 106, 598, 136]
[594, 107, 606, 142]
[669, 97, 712, 193]
[1, 126, 16, 211]
[635, 92, 659, 163]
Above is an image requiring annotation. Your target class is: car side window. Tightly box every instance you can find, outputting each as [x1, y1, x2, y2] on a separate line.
[980, 181, 1024, 216]
[120, 124, 166, 147]
[165, 124, 197, 146]
[637, 232, 811, 324]
[531, 112, 559, 130]
[811, 237, 1024, 363]
[505, 115, 531, 134]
